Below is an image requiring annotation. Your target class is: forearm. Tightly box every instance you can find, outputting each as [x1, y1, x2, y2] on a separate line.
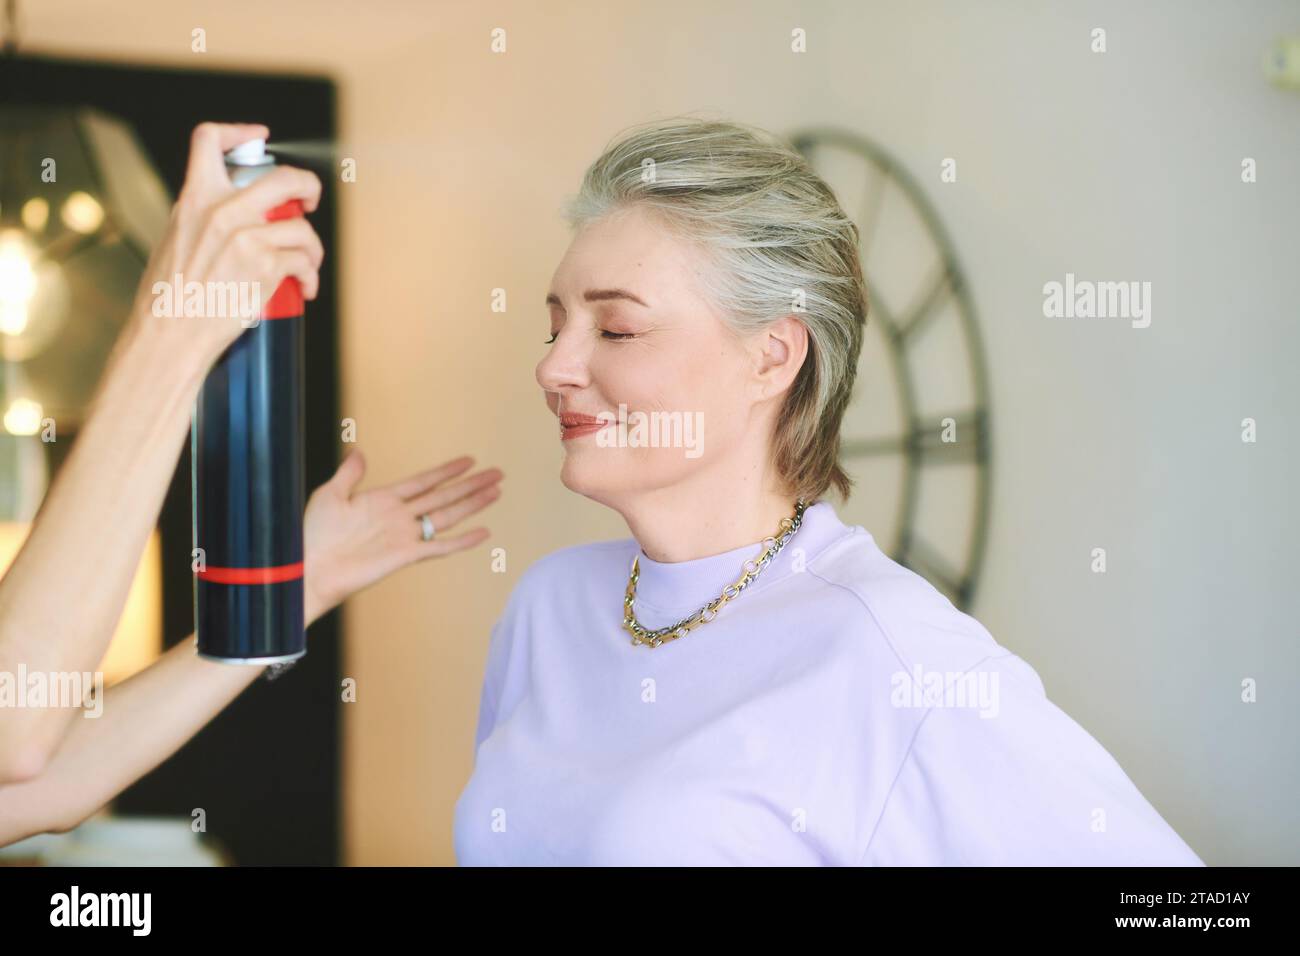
[0, 582, 327, 846]
[0, 321, 210, 774]
[0, 632, 266, 845]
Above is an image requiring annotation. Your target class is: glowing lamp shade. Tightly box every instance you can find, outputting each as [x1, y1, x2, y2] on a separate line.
[0, 524, 163, 686]
[0, 106, 170, 421]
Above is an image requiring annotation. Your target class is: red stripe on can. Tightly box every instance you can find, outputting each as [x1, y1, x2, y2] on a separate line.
[262, 198, 306, 319]
[197, 561, 305, 584]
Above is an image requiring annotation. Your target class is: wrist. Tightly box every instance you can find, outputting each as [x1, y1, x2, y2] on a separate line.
[304, 581, 332, 630]
[119, 306, 226, 391]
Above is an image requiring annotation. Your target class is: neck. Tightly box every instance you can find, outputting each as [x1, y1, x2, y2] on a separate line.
[618, 470, 800, 564]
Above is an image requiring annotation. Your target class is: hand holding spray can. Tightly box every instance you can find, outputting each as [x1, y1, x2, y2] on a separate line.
[193, 138, 307, 663]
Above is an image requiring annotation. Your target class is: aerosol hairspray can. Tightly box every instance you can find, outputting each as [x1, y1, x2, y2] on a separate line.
[193, 138, 306, 663]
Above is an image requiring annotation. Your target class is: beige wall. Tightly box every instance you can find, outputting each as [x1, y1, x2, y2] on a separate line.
[26, 0, 1300, 865]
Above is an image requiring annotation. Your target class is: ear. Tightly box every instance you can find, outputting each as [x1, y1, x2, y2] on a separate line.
[749, 315, 809, 401]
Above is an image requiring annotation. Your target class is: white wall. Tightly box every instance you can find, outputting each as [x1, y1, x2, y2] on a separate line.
[26, 0, 1299, 864]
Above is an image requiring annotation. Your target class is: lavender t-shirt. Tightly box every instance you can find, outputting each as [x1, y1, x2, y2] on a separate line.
[453, 501, 1203, 865]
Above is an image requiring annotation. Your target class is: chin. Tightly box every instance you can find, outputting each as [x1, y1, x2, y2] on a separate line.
[558, 455, 637, 508]
[558, 456, 607, 498]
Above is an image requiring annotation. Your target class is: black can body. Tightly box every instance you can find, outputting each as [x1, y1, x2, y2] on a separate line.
[193, 153, 306, 663]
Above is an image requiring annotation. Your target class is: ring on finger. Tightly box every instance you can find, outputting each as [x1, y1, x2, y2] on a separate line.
[418, 513, 437, 542]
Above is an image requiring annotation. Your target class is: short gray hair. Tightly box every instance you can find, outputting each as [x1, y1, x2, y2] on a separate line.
[564, 116, 867, 503]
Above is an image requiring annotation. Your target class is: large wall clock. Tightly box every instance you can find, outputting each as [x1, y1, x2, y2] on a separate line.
[790, 129, 992, 610]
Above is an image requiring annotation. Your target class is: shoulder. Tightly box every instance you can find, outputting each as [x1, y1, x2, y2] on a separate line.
[492, 536, 636, 624]
[802, 528, 1033, 684]
[809, 539, 1204, 864]
[481, 535, 636, 685]
[863, 654, 1204, 864]
[513, 536, 635, 592]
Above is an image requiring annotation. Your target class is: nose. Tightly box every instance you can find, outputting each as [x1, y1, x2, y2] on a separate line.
[535, 329, 592, 397]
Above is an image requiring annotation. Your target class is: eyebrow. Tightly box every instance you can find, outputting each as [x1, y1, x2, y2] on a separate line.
[545, 288, 649, 309]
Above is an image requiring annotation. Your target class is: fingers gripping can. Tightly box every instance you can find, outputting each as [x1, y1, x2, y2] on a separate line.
[193, 139, 306, 663]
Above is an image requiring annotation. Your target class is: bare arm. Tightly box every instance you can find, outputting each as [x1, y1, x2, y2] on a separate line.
[0, 122, 323, 781]
[0, 450, 503, 847]
[0, 326, 207, 779]
[0, 634, 263, 842]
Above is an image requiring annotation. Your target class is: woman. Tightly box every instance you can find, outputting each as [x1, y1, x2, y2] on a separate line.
[452, 117, 1202, 866]
[0, 123, 503, 845]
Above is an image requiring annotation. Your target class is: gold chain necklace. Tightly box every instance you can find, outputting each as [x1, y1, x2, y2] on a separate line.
[622, 499, 809, 648]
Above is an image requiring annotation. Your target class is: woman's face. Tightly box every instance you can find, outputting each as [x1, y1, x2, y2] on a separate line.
[536, 205, 765, 508]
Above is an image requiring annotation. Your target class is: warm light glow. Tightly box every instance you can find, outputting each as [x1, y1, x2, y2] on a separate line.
[61, 191, 105, 235]
[0, 525, 164, 687]
[21, 198, 50, 233]
[2, 397, 43, 436]
[0, 231, 37, 336]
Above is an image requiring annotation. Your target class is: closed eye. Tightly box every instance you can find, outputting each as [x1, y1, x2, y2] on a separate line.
[544, 330, 636, 344]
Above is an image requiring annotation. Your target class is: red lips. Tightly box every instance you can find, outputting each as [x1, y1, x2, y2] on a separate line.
[560, 412, 605, 426]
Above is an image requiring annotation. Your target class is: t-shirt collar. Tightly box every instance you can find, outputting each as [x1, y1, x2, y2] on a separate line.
[627, 500, 848, 619]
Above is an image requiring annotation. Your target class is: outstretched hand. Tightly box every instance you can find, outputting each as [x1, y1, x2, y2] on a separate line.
[303, 451, 503, 625]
